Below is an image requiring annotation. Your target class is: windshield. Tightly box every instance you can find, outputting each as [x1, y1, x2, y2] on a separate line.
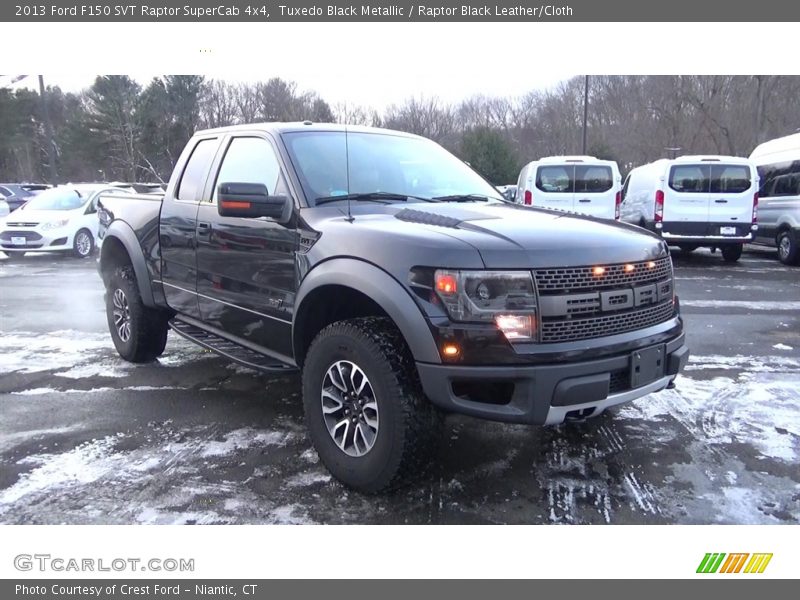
[283, 131, 504, 206]
[22, 188, 88, 211]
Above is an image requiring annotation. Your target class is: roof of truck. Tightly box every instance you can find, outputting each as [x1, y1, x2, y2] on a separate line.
[194, 121, 423, 139]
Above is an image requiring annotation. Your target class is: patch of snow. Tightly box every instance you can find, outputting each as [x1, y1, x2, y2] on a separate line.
[773, 343, 793, 351]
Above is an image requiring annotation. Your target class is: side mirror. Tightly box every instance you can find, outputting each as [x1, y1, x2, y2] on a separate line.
[217, 182, 293, 224]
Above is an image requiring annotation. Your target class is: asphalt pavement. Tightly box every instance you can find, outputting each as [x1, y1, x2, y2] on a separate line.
[0, 246, 798, 524]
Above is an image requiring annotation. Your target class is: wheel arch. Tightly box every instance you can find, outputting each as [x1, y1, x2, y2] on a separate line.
[293, 258, 441, 368]
[99, 221, 156, 307]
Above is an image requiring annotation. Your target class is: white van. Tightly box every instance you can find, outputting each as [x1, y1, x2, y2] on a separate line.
[620, 156, 758, 262]
[749, 133, 800, 265]
[515, 156, 622, 220]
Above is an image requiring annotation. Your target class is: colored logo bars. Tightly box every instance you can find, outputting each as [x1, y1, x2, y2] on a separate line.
[696, 553, 773, 574]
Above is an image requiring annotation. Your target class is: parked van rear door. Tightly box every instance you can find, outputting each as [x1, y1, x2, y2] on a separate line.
[573, 164, 616, 219]
[708, 163, 754, 229]
[533, 164, 574, 212]
[665, 163, 711, 223]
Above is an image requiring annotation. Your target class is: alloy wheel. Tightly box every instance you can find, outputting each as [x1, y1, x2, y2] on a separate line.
[112, 288, 132, 342]
[321, 360, 379, 457]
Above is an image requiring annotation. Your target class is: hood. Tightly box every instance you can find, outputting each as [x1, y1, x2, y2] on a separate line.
[305, 202, 667, 269]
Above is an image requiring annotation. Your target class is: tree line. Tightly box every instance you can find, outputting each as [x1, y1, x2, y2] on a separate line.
[1, 75, 799, 186]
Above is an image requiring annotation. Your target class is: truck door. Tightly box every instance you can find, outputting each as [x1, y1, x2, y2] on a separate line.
[160, 136, 219, 317]
[195, 135, 297, 359]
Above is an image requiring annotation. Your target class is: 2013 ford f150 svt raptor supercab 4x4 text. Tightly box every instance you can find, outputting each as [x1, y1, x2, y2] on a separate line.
[97, 123, 689, 493]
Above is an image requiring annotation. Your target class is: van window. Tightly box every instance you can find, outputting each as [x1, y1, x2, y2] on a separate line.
[669, 165, 708, 193]
[758, 160, 799, 198]
[575, 166, 613, 193]
[536, 166, 572, 193]
[709, 165, 751, 193]
[669, 164, 751, 194]
[176, 138, 218, 202]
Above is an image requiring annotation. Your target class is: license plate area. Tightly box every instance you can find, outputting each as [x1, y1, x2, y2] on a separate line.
[720, 226, 737, 235]
[630, 344, 666, 388]
[10, 236, 26, 246]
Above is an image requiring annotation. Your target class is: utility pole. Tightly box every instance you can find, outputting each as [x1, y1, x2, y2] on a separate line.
[582, 75, 589, 154]
[38, 75, 58, 184]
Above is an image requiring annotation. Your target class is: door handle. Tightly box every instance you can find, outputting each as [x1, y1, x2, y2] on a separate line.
[714, 199, 728, 203]
[578, 199, 591, 203]
[197, 222, 211, 232]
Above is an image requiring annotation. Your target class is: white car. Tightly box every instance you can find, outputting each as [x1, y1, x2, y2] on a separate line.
[0, 199, 9, 219]
[0, 184, 129, 259]
[515, 156, 622, 220]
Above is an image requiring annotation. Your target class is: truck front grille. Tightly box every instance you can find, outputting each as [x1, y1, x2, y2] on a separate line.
[534, 256, 676, 343]
[534, 257, 672, 293]
[540, 299, 675, 343]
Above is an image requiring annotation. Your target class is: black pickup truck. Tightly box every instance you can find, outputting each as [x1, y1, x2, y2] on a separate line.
[97, 122, 688, 492]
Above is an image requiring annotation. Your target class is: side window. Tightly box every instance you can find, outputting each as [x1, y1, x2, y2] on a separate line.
[212, 137, 285, 202]
[176, 138, 218, 202]
[759, 160, 794, 198]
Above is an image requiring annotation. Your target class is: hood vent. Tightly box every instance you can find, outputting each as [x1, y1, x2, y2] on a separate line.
[394, 208, 462, 229]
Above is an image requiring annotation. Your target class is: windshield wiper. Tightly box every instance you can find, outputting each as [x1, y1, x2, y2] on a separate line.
[315, 192, 435, 206]
[430, 194, 494, 203]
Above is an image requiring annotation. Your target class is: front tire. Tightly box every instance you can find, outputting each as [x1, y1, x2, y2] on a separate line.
[106, 266, 169, 362]
[302, 316, 442, 493]
[73, 229, 94, 258]
[777, 229, 799, 265]
[678, 244, 698, 253]
[721, 244, 743, 262]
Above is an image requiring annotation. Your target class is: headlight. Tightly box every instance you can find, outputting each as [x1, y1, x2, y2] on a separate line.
[41, 219, 69, 230]
[433, 269, 538, 342]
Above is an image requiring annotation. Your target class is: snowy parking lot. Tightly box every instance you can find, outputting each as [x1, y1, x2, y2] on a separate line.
[0, 248, 798, 524]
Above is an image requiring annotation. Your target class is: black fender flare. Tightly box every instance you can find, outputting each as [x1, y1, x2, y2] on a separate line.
[100, 221, 156, 308]
[293, 258, 441, 364]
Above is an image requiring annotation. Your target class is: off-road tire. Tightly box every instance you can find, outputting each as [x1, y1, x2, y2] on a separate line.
[106, 266, 169, 362]
[302, 316, 443, 493]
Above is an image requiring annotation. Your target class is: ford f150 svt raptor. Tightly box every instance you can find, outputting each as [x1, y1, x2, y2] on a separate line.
[97, 123, 689, 492]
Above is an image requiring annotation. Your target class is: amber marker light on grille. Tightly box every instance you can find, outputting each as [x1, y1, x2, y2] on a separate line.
[624, 264, 635, 273]
[592, 266, 606, 276]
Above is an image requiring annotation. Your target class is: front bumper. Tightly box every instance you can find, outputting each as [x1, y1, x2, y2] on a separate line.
[0, 227, 73, 252]
[417, 332, 688, 425]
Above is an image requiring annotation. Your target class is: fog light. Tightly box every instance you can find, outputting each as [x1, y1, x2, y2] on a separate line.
[592, 266, 606, 276]
[442, 343, 460, 357]
[624, 264, 635, 272]
[495, 314, 533, 341]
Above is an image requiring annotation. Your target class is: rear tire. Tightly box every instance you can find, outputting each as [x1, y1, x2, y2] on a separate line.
[302, 316, 442, 493]
[678, 244, 698, 253]
[777, 229, 799, 265]
[721, 244, 743, 263]
[73, 229, 94, 258]
[106, 266, 169, 362]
